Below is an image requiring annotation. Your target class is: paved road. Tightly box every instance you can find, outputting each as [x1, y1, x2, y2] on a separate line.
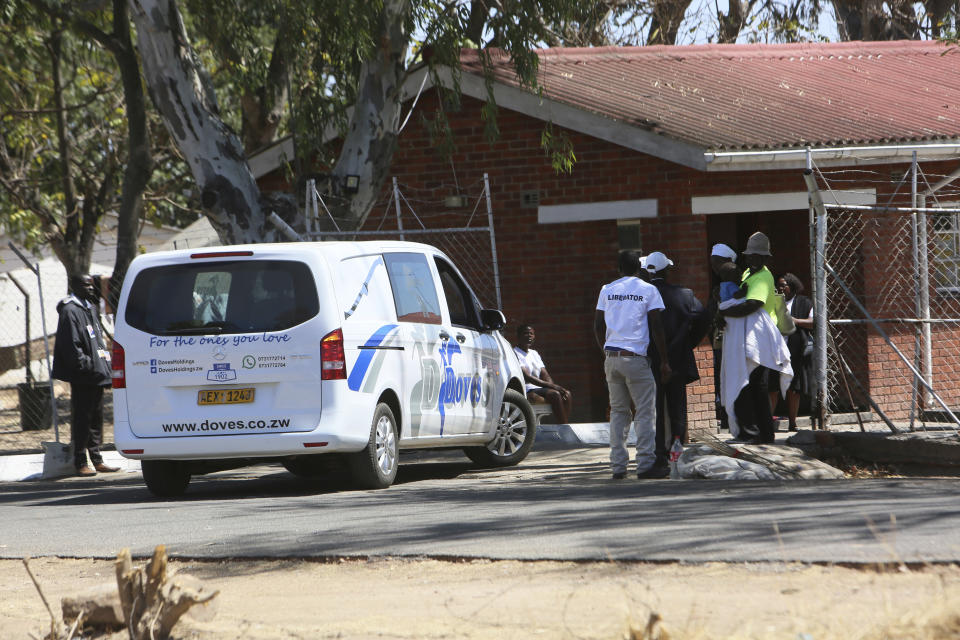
[2, 446, 959, 564]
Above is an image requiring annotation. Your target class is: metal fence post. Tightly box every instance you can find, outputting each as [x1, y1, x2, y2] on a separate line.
[916, 181, 933, 410]
[804, 170, 829, 429]
[393, 177, 405, 241]
[910, 153, 921, 429]
[482, 173, 502, 310]
[34, 261, 57, 440]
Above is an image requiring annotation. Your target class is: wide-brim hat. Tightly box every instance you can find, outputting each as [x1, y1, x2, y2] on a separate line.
[743, 232, 772, 256]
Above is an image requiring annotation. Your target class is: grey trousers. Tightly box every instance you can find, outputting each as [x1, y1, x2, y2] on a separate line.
[604, 354, 657, 475]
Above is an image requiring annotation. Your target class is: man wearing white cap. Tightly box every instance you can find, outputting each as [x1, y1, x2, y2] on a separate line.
[594, 251, 671, 480]
[645, 252, 709, 472]
[710, 244, 741, 302]
[708, 243, 740, 432]
[711, 243, 737, 265]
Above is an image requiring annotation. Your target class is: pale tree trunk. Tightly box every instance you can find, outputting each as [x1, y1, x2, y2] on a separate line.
[330, 0, 412, 231]
[128, 0, 280, 244]
[131, 0, 413, 239]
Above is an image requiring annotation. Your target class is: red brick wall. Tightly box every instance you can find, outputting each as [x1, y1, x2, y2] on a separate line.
[258, 89, 960, 427]
[383, 92, 826, 425]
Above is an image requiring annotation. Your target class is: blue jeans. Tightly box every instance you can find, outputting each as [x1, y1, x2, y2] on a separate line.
[604, 354, 657, 474]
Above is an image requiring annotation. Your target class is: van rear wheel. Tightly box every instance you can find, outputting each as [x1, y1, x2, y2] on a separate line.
[141, 460, 191, 497]
[348, 403, 399, 489]
[464, 389, 536, 468]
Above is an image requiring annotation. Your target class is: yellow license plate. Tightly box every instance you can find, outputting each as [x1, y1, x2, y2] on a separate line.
[198, 388, 255, 405]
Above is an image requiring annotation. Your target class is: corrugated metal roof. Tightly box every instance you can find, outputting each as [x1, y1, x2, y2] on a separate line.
[460, 41, 960, 151]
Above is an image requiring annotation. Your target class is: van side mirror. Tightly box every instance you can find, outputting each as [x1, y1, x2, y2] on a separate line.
[479, 309, 506, 332]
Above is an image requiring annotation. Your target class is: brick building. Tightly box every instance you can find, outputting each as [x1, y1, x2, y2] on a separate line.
[252, 40, 960, 428]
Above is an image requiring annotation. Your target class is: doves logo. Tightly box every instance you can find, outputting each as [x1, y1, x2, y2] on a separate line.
[437, 340, 460, 432]
[437, 340, 483, 434]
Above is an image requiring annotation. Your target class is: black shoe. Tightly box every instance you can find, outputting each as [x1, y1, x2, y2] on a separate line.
[611, 471, 627, 480]
[637, 465, 670, 479]
[726, 436, 753, 444]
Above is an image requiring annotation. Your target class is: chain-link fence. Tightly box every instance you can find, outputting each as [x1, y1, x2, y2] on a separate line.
[0, 250, 119, 455]
[304, 175, 502, 310]
[0, 260, 61, 454]
[810, 161, 960, 432]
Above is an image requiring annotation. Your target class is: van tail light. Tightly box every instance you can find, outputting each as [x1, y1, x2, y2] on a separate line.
[321, 328, 347, 380]
[111, 341, 126, 389]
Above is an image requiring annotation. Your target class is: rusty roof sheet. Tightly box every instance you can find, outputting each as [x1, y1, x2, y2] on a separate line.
[460, 41, 960, 151]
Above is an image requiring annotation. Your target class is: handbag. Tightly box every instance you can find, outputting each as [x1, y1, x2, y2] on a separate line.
[773, 292, 797, 336]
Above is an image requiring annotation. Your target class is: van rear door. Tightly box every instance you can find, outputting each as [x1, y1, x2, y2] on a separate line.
[121, 258, 324, 438]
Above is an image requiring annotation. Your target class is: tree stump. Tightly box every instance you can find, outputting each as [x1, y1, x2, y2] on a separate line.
[115, 545, 218, 639]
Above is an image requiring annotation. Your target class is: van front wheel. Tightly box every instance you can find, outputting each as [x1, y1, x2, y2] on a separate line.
[141, 460, 191, 497]
[464, 389, 536, 468]
[348, 403, 399, 489]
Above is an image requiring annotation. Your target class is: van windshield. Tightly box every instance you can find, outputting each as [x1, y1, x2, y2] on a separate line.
[125, 260, 319, 335]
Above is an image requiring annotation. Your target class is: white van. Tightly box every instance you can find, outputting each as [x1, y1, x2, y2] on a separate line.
[111, 241, 536, 496]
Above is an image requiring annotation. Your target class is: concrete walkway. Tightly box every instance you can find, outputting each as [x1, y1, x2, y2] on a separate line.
[0, 423, 621, 483]
[1, 418, 947, 483]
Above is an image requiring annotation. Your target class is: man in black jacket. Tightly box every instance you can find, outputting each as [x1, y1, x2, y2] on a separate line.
[644, 252, 710, 470]
[52, 274, 118, 476]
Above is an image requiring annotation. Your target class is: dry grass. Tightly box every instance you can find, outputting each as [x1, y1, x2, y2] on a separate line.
[832, 455, 902, 478]
[624, 602, 960, 640]
[865, 596, 960, 640]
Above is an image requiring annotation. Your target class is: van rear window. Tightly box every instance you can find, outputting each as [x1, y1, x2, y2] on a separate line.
[125, 260, 319, 335]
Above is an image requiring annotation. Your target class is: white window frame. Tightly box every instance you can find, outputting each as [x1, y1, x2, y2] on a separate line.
[931, 205, 960, 294]
[691, 189, 876, 215]
[538, 199, 657, 224]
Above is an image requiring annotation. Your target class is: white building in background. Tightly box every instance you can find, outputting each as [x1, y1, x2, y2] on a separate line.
[0, 213, 221, 380]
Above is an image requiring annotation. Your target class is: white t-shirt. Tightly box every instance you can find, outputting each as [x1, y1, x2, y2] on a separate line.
[514, 347, 546, 391]
[596, 276, 665, 356]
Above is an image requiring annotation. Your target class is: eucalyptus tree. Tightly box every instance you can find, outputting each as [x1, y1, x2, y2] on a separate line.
[1, 0, 194, 304]
[129, 0, 581, 243]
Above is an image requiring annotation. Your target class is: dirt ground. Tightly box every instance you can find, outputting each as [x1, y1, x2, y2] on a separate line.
[4, 556, 960, 640]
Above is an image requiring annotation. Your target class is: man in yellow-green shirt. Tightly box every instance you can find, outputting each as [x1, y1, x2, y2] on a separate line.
[719, 231, 777, 444]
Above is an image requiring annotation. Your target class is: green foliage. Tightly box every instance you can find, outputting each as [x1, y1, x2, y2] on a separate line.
[0, 1, 199, 261]
[177, 0, 583, 169]
[540, 123, 576, 174]
[0, 3, 118, 251]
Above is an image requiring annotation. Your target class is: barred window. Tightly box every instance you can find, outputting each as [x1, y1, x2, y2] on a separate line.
[932, 212, 960, 292]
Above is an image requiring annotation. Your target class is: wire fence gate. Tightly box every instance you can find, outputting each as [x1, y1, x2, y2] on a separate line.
[0, 244, 71, 455]
[302, 174, 502, 311]
[806, 155, 960, 434]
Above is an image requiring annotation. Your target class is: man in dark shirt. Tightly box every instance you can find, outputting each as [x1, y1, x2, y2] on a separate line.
[644, 252, 710, 470]
[52, 274, 118, 476]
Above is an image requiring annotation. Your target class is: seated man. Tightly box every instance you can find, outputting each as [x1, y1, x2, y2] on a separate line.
[513, 324, 572, 423]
